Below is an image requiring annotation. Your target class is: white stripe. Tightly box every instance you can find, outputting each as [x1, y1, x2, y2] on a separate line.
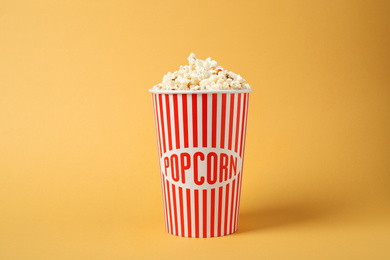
[224, 94, 231, 150]
[233, 177, 238, 232]
[232, 180, 237, 234]
[170, 184, 177, 235]
[190, 189, 196, 237]
[197, 94, 202, 147]
[214, 188, 219, 236]
[220, 185, 226, 235]
[169, 94, 176, 150]
[182, 189, 188, 237]
[198, 190, 203, 237]
[177, 95, 184, 149]
[207, 94, 212, 148]
[187, 95, 193, 148]
[226, 184, 232, 235]
[231, 94, 238, 152]
[206, 189, 211, 238]
[216, 94, 222, 149]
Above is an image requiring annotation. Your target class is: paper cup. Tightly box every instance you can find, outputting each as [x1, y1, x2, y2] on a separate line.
[150, 89, 252, 238]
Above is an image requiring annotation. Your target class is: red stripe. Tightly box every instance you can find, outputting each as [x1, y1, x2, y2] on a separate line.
[220, 94, 227, 149]
[158, 95, 166, 153]
[212, 94, 217, 148]
[164, 177, 173, 234]
[182, 95, 189, 148]
[179, 187, 185, 237]
[186, 189, 192, 237]
[239, 94, 247, 157]
[153, 95, 162, 157]
[234, 94, 242, 153]
[229, 179, 236, 234]
[192, 95, 198, 147]
[228, 94, 235, 150]
[203, 189, 207, 237]
[218, 186, 223, 237]
[171, 183, 178, 235]
[165, 95, 173, 151]
[194, 190, 199, 238]
[173, 94, 180, 149]
[210, 188, 215, 237]
[224, 183, 230, 235]
[202, 94, 207, 148]
[233, 173, 240, 232]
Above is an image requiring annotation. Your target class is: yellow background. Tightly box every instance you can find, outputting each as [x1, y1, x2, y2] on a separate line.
[1, 0, 389, 259]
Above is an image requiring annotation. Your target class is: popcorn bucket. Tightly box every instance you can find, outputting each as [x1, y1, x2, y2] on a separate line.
[150, 89, 252, 238]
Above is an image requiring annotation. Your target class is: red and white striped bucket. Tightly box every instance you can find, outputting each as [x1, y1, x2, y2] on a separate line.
[150, 89, 252, 237]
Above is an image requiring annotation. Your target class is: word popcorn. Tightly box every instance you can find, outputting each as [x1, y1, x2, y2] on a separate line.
[162, 151, 240, 185]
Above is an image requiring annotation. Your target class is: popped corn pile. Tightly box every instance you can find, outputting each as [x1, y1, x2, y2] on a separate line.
[153, 53, 251, 91]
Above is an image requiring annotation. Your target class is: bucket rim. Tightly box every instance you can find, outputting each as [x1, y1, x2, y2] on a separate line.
[149, 89, 253, 94]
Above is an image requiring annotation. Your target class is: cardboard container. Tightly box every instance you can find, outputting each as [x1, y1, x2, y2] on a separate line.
[150, 89, 252, 237]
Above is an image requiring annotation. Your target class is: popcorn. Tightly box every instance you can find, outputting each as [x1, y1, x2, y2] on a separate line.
[153, 53, 251, 91]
